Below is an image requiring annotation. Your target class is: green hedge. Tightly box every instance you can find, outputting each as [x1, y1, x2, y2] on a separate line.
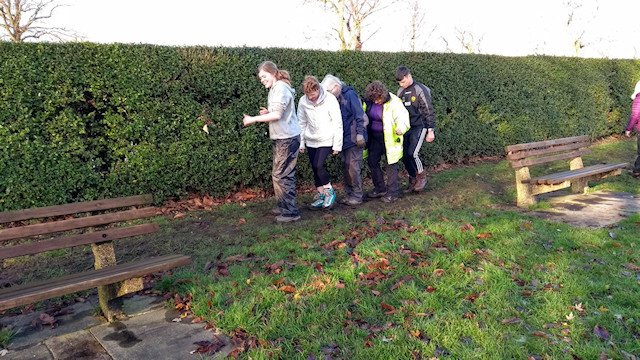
[0, 43, 638, 210]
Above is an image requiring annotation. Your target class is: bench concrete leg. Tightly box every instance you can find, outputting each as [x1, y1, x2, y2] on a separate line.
[515, 167, 535, 207]
[569, 157, 587, 193]
[92, 241, 125, 322]
[571, 179, 588, 194]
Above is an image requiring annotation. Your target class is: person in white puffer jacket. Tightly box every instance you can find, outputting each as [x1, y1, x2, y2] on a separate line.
[297, 75, 343, 210]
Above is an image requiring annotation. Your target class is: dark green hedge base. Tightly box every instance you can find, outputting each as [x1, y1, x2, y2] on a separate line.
[0, 43, 637, 210]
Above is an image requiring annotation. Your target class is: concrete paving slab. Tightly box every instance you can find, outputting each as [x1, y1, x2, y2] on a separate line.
[1, 300, 102, 350]
[90, 308, 232, 360]
[44, 330, 110, 360]
[2, 344, 52, 360]
[530, 191, 640, 228]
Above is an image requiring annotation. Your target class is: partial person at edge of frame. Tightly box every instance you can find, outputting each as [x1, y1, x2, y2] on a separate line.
[243, 60, 302, 223]
[625, 79, 640, 178]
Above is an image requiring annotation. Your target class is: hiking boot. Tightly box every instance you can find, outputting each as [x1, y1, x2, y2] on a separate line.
[340, 197, 363, 206]
[381, 194, 399, 203]
[275, 214, 301, 223]
[413, 172, 428, 192]
[367, 190, 387, 198]
[633, 171, 640, 178]
[404, 177, 416, 194]
[309, 192, 325, 210]
[271, 207, 281, 215]
[323, 188, 336, 209]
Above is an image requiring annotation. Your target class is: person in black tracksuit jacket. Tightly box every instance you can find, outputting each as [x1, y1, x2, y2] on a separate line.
[395, 66, 436, 192]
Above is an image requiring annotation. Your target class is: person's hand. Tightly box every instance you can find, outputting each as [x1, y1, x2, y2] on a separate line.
[259, 107, 269, 115]
[242, 114, 254, 127]
[332, 150, 340, 155]
[356, 134, 365, 148]
[299, 147, 305, 154]
[626, 130, 632, 137]
[395, 129, 403, 135]
[426, 129, 435, 142]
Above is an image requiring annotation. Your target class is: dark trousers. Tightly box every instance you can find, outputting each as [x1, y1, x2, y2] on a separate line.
[272, 136, 300, 217]
[635, 135, 640, 173]
[367, 132, 400, 197]
[341, 145, 364, 201]
[307, 146, 333, 187]
[402, 127, 427, 178]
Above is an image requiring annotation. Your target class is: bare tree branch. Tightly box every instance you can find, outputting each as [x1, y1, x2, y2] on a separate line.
[0, 0, 78, 42]
[304, 0, 398, 50]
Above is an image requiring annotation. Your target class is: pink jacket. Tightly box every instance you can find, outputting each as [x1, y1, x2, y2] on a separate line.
[627, 96, 640, 132]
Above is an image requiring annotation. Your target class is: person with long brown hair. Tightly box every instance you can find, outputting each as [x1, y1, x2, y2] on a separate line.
[243, 61, 302, 222]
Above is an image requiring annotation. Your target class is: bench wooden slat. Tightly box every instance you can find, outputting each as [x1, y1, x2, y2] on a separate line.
[0, 223, 160, 260]
[506, 141, 589, 161]
[0, 195, 154, 224]
[529, 163, 628, 185]
[0, 254, 191, 311]
[509, 149, 591, 169]
[0, 207, 159, 242]
[505, 135, 589, 153]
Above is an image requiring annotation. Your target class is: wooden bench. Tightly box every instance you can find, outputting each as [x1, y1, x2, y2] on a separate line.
[0, 195, 191, 321]
[505, 135, 628, 207]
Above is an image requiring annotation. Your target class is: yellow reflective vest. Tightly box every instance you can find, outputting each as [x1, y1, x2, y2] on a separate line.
[363, 93, 410, 164]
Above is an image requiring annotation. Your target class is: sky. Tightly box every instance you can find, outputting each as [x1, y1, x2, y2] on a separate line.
[46, 0, 640, 59]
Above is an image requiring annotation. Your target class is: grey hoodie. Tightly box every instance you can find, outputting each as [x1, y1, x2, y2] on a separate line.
[268, 80, 301, 140]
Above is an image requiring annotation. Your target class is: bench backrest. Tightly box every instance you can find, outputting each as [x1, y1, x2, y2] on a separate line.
[505, 135, 591, 169]
[0, 195, 159, 260]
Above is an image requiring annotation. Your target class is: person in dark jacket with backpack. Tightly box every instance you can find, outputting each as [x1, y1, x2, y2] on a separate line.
[395, 66, 436, 192]
[321, 74, 368, 205]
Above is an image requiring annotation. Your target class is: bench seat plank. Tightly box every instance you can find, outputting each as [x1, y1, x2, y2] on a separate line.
[526, 162, 628, 185]
[0, 223, 160, 260]
[0, 254, 191, 311]
[0, 195, 154, 224]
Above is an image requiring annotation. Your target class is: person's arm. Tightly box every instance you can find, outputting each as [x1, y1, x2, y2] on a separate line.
[297, 98, 308, 152]
[243, 111, 281, 126]
[329, 96, 343, 154]
[392, 95, 410, 135]
[347, 90, 366, 138]
[416, 83, 436, 142]
[243, 82, 289, 126]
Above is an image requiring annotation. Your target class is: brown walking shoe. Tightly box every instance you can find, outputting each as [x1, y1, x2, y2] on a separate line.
[413, 172, 428, 192]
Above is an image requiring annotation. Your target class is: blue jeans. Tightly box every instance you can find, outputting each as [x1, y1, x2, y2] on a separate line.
[272, 136, 300, 217]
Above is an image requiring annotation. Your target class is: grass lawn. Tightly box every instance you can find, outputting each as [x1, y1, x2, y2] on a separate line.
[3, 136, 640, 359]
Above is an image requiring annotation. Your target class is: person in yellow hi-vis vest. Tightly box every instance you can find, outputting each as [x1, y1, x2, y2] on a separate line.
[362, 81, 410, 203]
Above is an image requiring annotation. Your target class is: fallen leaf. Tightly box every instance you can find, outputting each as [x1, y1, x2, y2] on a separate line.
[173, 212, 186, 219]
[432, 269, 445, 277]
[237, 218, 246, 225]
[476, 232, 492, 239]
[593, 325, 610, 341]
[501, 317, 521, 325]
[39, 313, 56, 326]
[460, 223, 475, 232]
[335, 282, 345, 289]
[279, 285, 296, 294]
